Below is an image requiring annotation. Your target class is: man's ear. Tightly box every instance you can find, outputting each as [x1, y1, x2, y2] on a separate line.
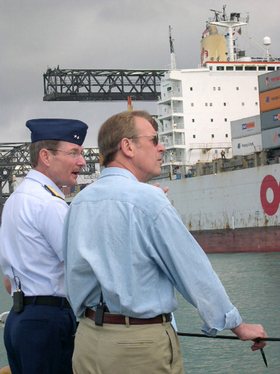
[39, 148, 52, 167]
[119, 138, 134, 158]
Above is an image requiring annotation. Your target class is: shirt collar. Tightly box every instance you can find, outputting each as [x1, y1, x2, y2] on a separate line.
[99, 167, 138, 182]
[25, 169, 65, 199]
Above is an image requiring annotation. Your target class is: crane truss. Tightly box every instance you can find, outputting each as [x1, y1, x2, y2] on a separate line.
[43, 68, 166, 101]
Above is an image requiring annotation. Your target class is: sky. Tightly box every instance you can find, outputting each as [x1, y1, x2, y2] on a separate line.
[1, 0, 279, 147]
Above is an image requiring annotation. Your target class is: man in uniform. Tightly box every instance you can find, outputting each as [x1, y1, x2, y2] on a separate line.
[63, 110, 266, 374]
[0, 118, 88, 374]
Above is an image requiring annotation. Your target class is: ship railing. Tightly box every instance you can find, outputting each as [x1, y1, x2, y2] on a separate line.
[189, 142, 231, 150]
[159, 150, 280, 180]
[163, 141, 186, 148]
[159, 126, 185, 133]
[152, 172, 170, 181]
[162, 156, 185, 165]
[158, 93, 183, 102]
[250, 57, 280, 62]
[160, 108, 183, 116]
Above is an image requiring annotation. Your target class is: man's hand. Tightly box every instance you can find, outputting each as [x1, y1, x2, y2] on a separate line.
[3, 276, 11, 295]
[153, 183, 169, 194]
[231, 323, 267, 350]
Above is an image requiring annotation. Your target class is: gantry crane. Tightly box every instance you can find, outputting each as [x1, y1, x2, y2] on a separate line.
[43, 68, 166, 101]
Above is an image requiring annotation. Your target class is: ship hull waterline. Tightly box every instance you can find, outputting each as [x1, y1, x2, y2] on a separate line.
[191, 226, 280, 253]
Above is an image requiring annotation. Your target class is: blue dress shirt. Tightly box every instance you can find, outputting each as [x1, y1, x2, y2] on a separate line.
[63, 167, 242, 334]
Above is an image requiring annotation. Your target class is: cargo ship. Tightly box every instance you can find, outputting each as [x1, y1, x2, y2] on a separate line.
[156, 6, 280, 253]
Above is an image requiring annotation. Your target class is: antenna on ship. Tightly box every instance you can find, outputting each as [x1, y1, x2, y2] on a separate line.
[209, 5, 248, 61]
[169, 25, 177, 69]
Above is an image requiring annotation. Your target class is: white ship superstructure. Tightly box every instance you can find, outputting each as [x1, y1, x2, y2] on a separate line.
[158, 7, 280, 178]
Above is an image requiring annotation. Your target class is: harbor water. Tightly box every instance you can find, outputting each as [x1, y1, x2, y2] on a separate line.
[1, 252, 280, 372]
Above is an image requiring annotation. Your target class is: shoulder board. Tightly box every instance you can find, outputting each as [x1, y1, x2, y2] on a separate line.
[44, 185, 64, 200]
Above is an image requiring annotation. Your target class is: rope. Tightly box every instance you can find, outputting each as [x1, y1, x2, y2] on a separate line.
[177, 332, 280, 342]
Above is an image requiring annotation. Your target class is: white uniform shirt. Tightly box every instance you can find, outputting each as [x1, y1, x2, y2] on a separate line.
[0, 170, 68, 296]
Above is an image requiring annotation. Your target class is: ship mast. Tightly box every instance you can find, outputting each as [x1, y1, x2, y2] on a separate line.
[209, 5, 248, 61]
[169, 25, 177, 69]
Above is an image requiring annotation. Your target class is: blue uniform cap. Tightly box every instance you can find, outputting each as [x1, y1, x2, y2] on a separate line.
[26, 118, 88, 145]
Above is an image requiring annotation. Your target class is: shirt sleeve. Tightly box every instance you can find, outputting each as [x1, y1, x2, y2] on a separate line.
[150, 204, 242, 335]
[39, 197, 69, 261]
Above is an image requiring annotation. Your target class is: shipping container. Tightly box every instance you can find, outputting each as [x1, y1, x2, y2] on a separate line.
[262, 126, 280, 149]
[261, 109, 280, 130]
[231, 115, 261, 139]
[258, 69, 280, 93]
[259, 87, 280, 112]
[232, 133, 263, 156]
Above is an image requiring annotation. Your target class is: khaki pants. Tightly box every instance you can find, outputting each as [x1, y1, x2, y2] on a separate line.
[73, 317, 184, 374]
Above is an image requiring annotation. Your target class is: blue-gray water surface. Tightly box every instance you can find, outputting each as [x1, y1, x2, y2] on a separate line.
[175, 253, 280, 373]
[1, 253, 280, 372]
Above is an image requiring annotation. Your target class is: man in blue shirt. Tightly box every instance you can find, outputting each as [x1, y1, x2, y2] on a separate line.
[0, 118, 88, 374]
[63, 110, 267, 374]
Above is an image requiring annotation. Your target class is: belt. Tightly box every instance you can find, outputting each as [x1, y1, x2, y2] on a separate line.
[85, 308, 171, 325]
[24, 296, 71, 309]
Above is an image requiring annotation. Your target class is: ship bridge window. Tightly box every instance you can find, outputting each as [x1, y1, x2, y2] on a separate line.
[236, 66, 243, 71]
[268, 66, 275, 71]
[258, 66, 266, 71]
[226, 66, 234, 71]
[245, 66, 257, 71]
[217, 66, 224, 71]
